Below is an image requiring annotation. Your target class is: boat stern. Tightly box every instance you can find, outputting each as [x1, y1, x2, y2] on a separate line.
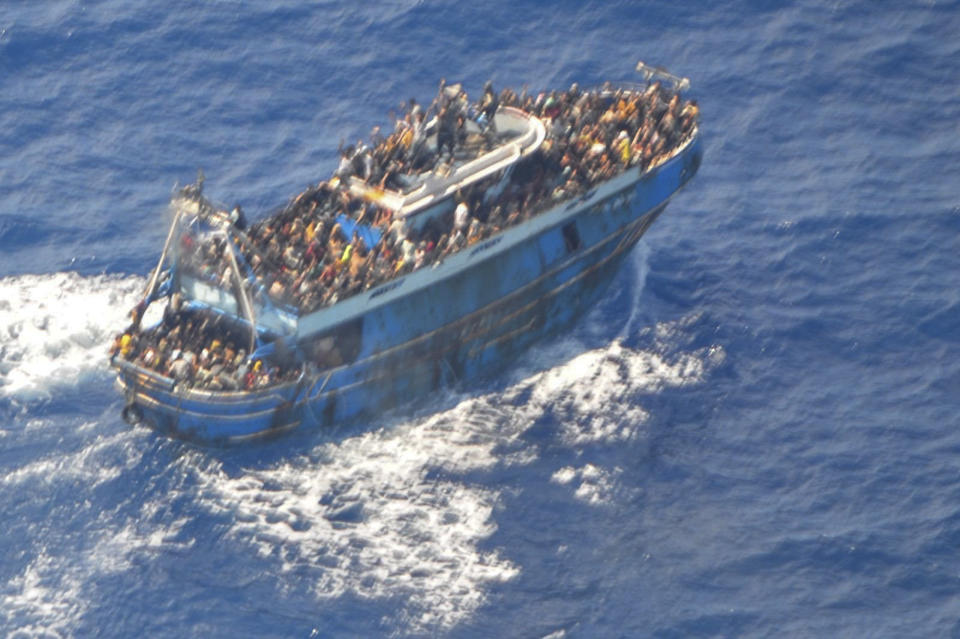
[112, 357, 303, 445]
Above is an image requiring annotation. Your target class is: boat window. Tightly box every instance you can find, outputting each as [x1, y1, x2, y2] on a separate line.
[562, 222, 582, 253]
[306, 317, 364, 369]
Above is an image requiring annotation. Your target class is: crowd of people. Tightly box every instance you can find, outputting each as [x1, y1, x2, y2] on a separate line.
[111, 295, 300, 391]
[179, 80, 698, 313]
[117, 79, 699, 389]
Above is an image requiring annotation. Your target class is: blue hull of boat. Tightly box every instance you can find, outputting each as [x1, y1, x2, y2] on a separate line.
[116, 134, 702, 444]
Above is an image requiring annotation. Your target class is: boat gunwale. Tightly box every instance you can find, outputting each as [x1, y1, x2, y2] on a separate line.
[112, 355, 303, 403]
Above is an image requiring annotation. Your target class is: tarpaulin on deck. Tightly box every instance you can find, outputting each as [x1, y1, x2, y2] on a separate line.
[335, 214, 383, 249]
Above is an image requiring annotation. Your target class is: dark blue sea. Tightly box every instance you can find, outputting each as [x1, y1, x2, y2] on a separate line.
[2, 1, 959, 636]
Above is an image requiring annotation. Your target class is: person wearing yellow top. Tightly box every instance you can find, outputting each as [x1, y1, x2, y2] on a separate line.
[615, 131, 631, 165]
[400, 126, 414, 149]
[120, 333, 133, 357]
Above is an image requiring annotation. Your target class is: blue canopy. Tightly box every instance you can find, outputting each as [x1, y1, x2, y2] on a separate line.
[335, 214, 383, 249]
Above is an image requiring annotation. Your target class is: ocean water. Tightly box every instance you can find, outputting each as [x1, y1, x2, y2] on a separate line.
[1, 0, 959, 636]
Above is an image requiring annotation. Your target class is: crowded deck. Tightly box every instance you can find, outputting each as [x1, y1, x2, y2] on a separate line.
[112, 77, 699, 391]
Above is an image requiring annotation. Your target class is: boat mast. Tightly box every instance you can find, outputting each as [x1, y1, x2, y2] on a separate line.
[138, 171, 207, 326]
[221, 232, 259, 354]
[139, 206, 184, 323]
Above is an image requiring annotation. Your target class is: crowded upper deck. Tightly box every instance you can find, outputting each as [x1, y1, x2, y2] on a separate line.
[112, 78, 699, 391]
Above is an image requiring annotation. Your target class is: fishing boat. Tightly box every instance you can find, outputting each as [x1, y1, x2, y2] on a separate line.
[110, 61, 703, 445]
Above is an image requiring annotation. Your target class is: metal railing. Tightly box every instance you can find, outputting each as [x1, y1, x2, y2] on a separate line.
[635, 61, 691, 91]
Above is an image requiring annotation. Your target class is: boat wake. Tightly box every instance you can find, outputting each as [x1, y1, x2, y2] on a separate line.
[0, 429, 166, 636]
[0, 262, 724, 635]
[183, 321, 723, 633]
[0, 272, 145, 403]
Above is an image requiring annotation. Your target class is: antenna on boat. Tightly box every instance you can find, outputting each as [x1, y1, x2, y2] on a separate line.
[635, 61, 690, 92]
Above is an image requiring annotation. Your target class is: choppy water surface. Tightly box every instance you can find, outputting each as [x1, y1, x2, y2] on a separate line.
[1, 1, 958, 637]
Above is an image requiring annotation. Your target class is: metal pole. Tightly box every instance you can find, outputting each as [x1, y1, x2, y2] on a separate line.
[142, 206, 184, 303]
[221, 232, 258, 354]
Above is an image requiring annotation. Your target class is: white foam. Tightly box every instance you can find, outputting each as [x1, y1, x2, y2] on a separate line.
[193, 415, 519, 633]
[0, 266, 723, 635]
[0, 272, 146, 400]
[551, 464, 622, 506]
[0, 428, 141, 489]
[1, 550, 81, 638]
[183, 315, 721, 633]
[502, 333, 721, 448]
[0, 432, 193, 636]
[551, 466, 579, 485]
[1, 510, 191, 637]
[617, 241, 651, 340]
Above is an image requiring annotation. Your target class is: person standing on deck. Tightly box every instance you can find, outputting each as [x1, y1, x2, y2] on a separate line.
[437, 104, 457, 160]
[479, 80, 499, 147]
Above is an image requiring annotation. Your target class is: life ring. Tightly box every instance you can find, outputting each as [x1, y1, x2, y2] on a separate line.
[121, 403, 143, 425]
